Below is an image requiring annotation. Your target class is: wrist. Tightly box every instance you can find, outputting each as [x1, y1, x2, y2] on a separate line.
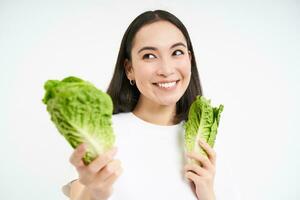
[89, 188, 111, 200]
[90, 197, 106, 200]
[197, 191, 216, 200]
[90, 194, 107, 200]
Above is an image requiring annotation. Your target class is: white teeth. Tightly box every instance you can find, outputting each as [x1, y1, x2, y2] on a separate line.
[157, 81, 176, 88]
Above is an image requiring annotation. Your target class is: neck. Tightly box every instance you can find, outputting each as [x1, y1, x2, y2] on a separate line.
[133, 98, 177, 126]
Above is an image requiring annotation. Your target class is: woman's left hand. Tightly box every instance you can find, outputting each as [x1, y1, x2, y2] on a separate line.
[184, 138, 217, 200]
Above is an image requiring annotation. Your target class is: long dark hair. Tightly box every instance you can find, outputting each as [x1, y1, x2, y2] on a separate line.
[107, 10, 203, 122]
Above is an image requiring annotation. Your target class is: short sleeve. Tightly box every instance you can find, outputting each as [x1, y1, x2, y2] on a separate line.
[62, 179, 77, 198]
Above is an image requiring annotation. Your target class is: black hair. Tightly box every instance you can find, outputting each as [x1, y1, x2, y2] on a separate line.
[107, 10, 203, 123]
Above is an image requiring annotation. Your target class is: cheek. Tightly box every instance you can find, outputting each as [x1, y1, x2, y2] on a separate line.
[134, 65, 155, 86]
[178, 59, 192, 78]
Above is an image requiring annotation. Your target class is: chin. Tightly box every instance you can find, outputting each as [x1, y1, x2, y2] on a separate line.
[157, 96, 182, 106]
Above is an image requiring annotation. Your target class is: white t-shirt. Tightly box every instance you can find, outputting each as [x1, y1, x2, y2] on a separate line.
[62, 112, 240, 200]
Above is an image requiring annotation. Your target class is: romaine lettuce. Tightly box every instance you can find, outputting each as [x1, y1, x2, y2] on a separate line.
[42, 76, 115, 164]
[184, 96, 224, 160]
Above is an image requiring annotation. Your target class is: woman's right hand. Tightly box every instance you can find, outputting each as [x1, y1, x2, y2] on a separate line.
[69, 143, 123, 200]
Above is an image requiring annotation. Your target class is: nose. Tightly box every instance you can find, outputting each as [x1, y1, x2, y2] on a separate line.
[156, 57, 174, 77]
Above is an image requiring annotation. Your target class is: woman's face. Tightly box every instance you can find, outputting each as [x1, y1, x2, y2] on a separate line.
[125, 20, 192, 107]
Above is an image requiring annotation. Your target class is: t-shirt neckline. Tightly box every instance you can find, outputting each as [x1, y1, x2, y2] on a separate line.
[128, 112, 184, 129]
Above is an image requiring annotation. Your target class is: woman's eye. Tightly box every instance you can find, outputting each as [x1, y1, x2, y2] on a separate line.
[143, 54, 156, 59]
[173, 50, 184, 56]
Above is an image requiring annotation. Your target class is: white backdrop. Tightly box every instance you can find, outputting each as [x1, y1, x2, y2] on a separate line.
[0, 0, 299, 199]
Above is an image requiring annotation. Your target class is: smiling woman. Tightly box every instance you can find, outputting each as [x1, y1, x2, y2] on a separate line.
[107, 10, 203, 126]
[123, 20, 193, 124]
[64, 10, 239, 200]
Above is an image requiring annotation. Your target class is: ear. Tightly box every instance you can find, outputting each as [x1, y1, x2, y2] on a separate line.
[124, 58, 134, 80]
[188, 50, 192, 62]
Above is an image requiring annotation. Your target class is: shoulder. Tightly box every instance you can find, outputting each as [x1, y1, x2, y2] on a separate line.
[112, 112, 131, 119]
[112, 112, 132, 123]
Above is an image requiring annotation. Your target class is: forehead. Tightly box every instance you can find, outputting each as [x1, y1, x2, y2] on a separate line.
[132, 20, 187, 51]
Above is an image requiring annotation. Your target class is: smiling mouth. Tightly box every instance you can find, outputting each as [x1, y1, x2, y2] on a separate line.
[153, 80, 180, 89]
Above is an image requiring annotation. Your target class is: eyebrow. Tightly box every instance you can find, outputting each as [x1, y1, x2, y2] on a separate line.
[137, 42, 187, 54]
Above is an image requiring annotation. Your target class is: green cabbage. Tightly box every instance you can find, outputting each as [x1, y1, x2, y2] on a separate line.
[42, 76, 115, 164]
[184, 96, 224, 160]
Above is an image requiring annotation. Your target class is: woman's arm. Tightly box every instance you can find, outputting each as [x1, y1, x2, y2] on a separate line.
[68, 144, 122, 200]
[70, 180, 105, 200]
[184, 138, 217, 200]
[69, 180, 86, 200]
[69, 177, 115, 200]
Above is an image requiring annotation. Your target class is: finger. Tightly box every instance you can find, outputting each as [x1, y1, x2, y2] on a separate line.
[69, 143, 86, 168]
[185, 171, 200, 183]
[186, 151, 212, 170]
[92, 160, 122, 185]
[184, 163, 207, 177]
[101, 167, 123, 187]
[99, 160, 121, 181]
[87, 147, 118, 174]
[77, 147, 118, 185]
[77, 148, 117, 186]
[198, 138, 217, 165]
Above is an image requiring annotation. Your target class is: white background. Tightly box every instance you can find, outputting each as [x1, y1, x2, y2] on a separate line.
[0, 0, 299, 199]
